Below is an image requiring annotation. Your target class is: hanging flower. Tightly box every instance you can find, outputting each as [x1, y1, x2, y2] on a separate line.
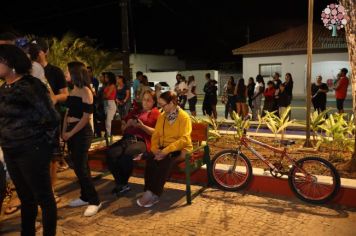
[321, 3, 349, 30]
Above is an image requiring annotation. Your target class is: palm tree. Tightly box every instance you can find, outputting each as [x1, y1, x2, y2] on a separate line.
[47, 32, 118, 76]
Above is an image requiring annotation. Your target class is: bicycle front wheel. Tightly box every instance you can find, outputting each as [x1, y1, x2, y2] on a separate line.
[288, 156, 341, 204]
[211, 150, 252, 191]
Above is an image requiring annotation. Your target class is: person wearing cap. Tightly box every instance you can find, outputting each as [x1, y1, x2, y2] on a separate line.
[334, 68, 349, 113]
[29, 38, 69, 204]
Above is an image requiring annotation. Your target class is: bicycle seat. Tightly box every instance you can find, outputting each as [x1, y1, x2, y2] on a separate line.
[280, 140, 296, 146]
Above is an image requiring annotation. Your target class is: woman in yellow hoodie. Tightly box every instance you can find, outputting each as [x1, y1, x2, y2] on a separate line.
[137, 91, 193, 207]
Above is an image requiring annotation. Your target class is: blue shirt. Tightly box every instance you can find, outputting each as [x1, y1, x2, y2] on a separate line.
[133, 79, 140, 94]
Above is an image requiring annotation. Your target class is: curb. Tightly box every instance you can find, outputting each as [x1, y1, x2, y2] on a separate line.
[186, 166, 356, 208]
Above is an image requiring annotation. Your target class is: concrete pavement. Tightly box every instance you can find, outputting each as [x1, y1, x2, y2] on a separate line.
[1, 169, 355, 236]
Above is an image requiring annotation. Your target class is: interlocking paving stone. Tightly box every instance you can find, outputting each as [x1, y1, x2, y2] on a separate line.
[1, 170, 356, 236]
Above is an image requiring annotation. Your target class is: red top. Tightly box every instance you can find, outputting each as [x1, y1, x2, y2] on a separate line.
[263, 87, 275, 101]
[335, 76, 349, 99]
[104, 85, 117, 100]
[124, 107, 160, 151]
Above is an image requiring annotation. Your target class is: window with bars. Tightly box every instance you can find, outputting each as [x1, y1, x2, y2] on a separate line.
[259, 63, 282, 78]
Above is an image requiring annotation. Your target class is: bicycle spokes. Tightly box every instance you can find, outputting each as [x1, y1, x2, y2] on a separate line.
[290, 159, 337, 201]
[212, 151, 251, 190]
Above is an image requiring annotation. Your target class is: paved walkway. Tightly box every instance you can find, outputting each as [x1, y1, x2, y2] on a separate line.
[1, 170, 356, 236]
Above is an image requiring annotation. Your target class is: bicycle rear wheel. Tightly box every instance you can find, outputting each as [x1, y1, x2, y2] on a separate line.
[211, 150, 252, 191]
[288, 156, 340, 204]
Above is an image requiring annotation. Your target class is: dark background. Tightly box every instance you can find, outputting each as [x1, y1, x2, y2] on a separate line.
[1, 0, 328, 66]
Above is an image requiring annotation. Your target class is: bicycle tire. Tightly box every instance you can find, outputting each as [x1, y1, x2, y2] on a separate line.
[288, 156, 341, 204]
[210, 149, 253, 191]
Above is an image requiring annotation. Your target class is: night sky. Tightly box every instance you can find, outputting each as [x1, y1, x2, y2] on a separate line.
[2, 0, 328, 62]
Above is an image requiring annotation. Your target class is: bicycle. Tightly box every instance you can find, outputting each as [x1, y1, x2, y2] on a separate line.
[210, 128, 341, 204]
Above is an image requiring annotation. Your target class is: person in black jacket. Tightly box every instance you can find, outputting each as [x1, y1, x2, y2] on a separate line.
[0, 44, 59, 236]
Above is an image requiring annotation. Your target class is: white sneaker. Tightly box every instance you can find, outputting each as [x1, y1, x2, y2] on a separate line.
[83, 203, 102, 217]
[68, 198, 88, 207]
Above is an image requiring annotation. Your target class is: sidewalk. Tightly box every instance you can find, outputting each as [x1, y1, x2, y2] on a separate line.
[1, 169, 356, 235]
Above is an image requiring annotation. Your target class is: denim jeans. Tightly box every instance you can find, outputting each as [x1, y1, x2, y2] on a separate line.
[67, 123, 99, 205]
[3, 139, 57, 236]
[104, 100, 117, 136]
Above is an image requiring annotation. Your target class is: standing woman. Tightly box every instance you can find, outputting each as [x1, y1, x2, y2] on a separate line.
[234, 78, 248, 117]
[284, 73, 294, 106]
[251, 75, 265, 120]
[247, 77, 255, 112]
[187, 75, 197, 116]
[103, 72, 117, 137]
[225, 76, 236, 119]
[0, 44, 59, 235]
[62, 61, 101, 217]
[116, 75, 130, 119]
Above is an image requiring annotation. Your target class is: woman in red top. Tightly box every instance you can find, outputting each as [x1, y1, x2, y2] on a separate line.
[106, 90, 160, 196]
[262, 80, 276, 116]
[103, 72, 117, 136]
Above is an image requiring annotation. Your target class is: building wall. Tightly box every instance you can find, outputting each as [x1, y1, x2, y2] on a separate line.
[242, 52, 350, 96]
[130, 54, 185, 75]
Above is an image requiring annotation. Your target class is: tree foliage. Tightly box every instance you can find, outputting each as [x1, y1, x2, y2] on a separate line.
[46, 32, 119, 76]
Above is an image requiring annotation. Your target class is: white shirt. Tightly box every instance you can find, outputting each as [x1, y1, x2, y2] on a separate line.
[254, 82, 264, 99]
[178, 81, 188, 95]
[31, 61, 46, 84]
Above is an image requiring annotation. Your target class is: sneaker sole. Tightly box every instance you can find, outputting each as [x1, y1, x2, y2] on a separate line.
[136, 198, 159, 208]
[83, 203, 102, 217]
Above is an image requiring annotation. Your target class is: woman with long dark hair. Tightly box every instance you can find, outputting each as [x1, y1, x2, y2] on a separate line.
[0, 44, 59, 235]
[116, 75, 130, 119]
[187, 75, 197, 116]
[247, 77, 255, 112]
[103, 72, 117, 137]
[234, 78, 247, 116]
[62, 61, 101, 217]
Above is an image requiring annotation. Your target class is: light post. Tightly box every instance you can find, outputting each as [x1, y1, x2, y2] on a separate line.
[120, 0, 130, 85]
[304, 0, 314, 147]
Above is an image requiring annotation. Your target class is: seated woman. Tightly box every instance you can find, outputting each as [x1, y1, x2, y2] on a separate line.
[106, 90, 160, 196]
[137, 91, 193, 207]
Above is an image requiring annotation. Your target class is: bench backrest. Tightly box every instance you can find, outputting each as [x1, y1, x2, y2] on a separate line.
[191, 123, 208, 143]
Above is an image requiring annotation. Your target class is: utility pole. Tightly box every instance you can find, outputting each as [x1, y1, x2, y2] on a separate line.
[120, 0, 130, 85]
[304, 0, 313, 147]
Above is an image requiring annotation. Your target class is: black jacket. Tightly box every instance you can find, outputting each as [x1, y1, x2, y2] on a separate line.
[0, 75, 59, 149]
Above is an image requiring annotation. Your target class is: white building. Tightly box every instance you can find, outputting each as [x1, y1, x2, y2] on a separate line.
[129, 53, 185, 74]
[233, 24, 350, 97]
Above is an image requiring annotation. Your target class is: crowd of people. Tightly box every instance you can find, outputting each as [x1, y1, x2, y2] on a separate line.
[0, 31, 351, 236]
[0, 33, 194, 235]
[222, 69, 349, 120]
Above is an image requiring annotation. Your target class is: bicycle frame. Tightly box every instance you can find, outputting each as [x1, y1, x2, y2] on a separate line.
[238, 134, 299, 174]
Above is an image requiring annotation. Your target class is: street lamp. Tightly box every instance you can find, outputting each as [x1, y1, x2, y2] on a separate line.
[304, 0, 314, 147]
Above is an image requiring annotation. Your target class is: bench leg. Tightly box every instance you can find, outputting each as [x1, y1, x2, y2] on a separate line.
[204, 145, 213, 186]
[185, 154, 192, 205]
